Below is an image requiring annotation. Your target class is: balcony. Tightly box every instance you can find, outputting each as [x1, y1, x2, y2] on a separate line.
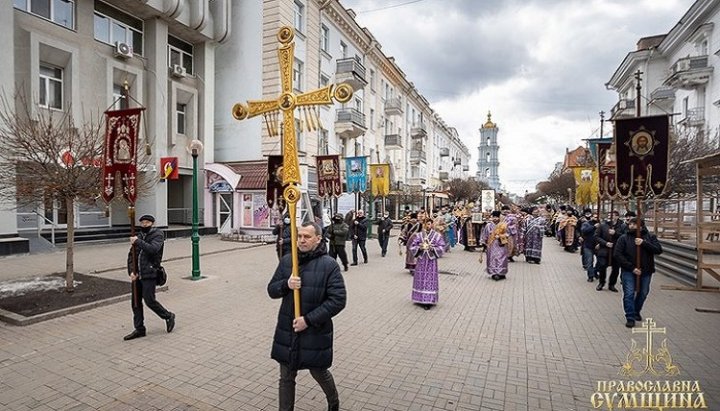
[384, 134, 402, 149]
[384, 97, 403, 116]
[410, 122, 427, 138]
[664, 55, 713, 90]
[453, 158, 462, 166]
[650, 86, 675, 101]
[407, 177, 426, 186]
[462, 165, 469, 171]
[610, 98, 636, 119]
[438, 171, 449, 181]
[335, 108, 366, 139]
[680, 107, 705, 127]
[335, 57, 367, 91]
[410, 149, 426, 164]
[439, 147, 449, 157]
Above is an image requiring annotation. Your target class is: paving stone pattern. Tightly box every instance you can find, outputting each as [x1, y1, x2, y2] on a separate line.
[0, 236, 718, 410]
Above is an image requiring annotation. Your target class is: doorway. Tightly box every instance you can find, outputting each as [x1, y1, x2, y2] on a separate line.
[217, 193, 233, 234]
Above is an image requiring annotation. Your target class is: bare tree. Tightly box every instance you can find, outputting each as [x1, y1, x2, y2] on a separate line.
[446, 178, 489, 203]
[536, 172, 575, 204]
[0, 92, 105, 291]
[665, 127, 720, 196]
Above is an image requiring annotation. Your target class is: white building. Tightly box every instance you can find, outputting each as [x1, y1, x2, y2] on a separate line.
[0, 0, 229, 255]
[606, 0, 720, 144]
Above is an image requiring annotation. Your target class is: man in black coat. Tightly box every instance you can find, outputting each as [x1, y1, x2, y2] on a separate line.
[272, 215, 292, 259]
[124, 214, 175, 341]
[267, 221, 347, 411]
[613, 217, 662, 328]
[350, 209, 368, 265]
[377, 211, 393, 257]
[594, 210, 626, 292]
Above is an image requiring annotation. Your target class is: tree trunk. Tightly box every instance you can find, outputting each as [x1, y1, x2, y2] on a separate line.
[65, 197, 75, 292]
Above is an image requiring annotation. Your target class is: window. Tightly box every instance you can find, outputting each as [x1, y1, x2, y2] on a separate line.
[39, 64, 63, 110]
[176, 103, 186, 135]
[319, 129, 329, 155]
[14, 0, 75, 29]
[293, 59, 304, 92]
[485, 168, 491, 178]
[293, 1, 304, 33]
[354, 98, 362, 112]
[295, 118, 304, 152]
[486, 137, 491, 146]
[168, 35, 193, 75]
[369, 109, 374, 130]
[320, 73, 329, 88]
[340, 41, 347, 58]
[683, 96, 689, 118]
[112, 84, 129, 110]
[94, 1, 143, 55]
[320, 24, 329, 53]
[486, 152, 490, 162]
[369, 69, 375, 91]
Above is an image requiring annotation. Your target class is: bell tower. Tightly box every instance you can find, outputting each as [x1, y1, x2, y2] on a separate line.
[476, 111, 500, 190]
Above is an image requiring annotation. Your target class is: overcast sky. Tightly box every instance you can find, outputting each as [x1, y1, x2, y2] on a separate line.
[341, 0, 692, 195]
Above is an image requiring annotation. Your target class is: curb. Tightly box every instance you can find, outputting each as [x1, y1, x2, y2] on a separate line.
[0, 285, 168, 326]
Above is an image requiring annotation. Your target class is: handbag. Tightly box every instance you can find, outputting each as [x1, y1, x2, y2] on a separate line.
[156, 265, 167, 286]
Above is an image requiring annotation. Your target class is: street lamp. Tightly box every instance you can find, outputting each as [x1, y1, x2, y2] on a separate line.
[187, 139, 204, 280]
[567, 187, 573, 206]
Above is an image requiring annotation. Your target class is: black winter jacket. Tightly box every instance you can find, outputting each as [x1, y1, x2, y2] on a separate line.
[580, 221, 598, 250]
[127, 228, 164, 280]
[613, 228, 663, 273]
[595, 219, 626, 258]
[351, 217, 368, 241]
[272, 224, 292, 256]
[327, 222, 349, 246]
[378, 217, 393, 238]
[267, 242, 347, 370]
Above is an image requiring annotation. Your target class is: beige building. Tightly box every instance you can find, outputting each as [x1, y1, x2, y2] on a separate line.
[1, 0, 229, 254]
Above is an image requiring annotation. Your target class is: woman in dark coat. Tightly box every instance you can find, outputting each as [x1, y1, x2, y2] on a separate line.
[267, 222, 347, 410]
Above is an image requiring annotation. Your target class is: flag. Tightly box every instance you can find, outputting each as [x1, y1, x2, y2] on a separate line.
[160, 157, 179, 180]
[316, 155, 342, 198]
[572, 166, 599, 207]
[267, 155, 285, 209]
[614, 115, 670, 199]
[102, 108, 144, 205]
[345, 156, 367, 193]
[597, 141, 616, 199]
[370, 163, 390, 197]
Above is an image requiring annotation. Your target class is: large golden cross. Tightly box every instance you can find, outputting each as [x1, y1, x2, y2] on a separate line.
[231, 26, 353, 318]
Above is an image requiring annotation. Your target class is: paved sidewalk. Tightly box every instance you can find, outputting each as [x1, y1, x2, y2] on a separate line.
[0, 237, 718, 410]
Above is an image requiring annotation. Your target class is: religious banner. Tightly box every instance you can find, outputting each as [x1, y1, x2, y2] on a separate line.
[597, 142, 616, 198]
[370, 163, 390, 197]
[614, 115, 670, 199]
[572, 167, 599, 207]
[160, 157, 179, 180]
[481, 189, 495, 212]
[102, 107, 144, 204]
[266, 155, 285, 209]
[345, 156, 367, 193]
[316, 155, 342, 198]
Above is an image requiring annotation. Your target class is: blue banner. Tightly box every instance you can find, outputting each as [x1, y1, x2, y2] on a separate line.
[345, 156, 367, 193]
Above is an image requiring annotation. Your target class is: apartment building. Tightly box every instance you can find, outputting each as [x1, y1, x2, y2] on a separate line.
[606, 0, 720, 144]
[0, 0, 229, 254]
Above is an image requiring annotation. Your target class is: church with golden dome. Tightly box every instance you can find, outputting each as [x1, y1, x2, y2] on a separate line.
[476, 111, 501, 190]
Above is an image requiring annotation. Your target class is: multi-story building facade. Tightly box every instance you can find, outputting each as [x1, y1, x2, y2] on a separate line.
[0, 0, 230, 254]
[213, 0, 470, 229]
[606, 0, 719, 145]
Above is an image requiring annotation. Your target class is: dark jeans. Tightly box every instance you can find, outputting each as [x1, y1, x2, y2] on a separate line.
[378, 233, 390, 255]
[621, 270, 652, 321]
[279, 363, 339, 411]
[132, 278, 172, 332]
[596, 258, 620, 286]
[352, 239, 367, 263]
[329, 244, 348, 268]
[582, 247, 596, 279]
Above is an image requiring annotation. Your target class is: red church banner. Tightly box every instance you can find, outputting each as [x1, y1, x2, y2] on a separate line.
[614, 115, 669, 199]
[160, 157, 179, 180]
[102, 108, 144, 205]
[316, 155, 342, 198]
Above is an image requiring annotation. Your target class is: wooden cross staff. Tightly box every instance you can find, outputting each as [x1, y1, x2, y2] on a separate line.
[232, 26, 353, 318]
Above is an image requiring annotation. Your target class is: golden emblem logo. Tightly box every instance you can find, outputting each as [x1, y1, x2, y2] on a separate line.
[591, 318, 707, 410]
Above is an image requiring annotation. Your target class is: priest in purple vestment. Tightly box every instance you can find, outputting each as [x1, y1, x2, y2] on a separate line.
[480, 211, 511, 281]
[409, 218, 445, 310]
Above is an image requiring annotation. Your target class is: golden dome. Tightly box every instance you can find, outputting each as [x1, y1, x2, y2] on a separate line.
[482, 111, 496, 128]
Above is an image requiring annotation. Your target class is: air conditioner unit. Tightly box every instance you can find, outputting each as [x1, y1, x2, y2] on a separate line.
[114, 42, 133, 59]
[171, 64, 187, 78]
[674, 59, 691, 73]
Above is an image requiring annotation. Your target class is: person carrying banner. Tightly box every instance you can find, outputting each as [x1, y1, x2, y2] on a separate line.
[594, 210, 626, 292]
[479, 211, 511, 281]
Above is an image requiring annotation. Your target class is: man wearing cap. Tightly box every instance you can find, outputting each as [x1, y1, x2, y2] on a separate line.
[124, 214, 176, 340]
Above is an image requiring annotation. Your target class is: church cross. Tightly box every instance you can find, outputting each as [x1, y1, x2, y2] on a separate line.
[231, 26, 353, 318]
[632, 318, 667, 375]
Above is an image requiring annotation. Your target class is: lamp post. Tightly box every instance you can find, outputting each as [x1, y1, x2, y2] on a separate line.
[188, 139, 204, 280]
[567, 187, 573, 206]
